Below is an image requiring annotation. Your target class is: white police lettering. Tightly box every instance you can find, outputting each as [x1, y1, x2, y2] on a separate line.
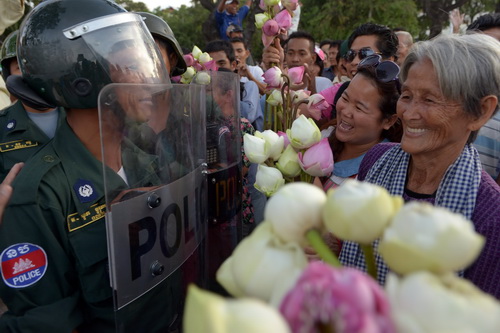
[79, 184, 93, 198]
[12, 269, 42, 285]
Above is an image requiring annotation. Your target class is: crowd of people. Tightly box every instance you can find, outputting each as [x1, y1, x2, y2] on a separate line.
[0, 0, 499, 331]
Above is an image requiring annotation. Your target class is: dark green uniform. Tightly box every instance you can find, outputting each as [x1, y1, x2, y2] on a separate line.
[0, 100, 64, 181]
[0, 119, 163, 332]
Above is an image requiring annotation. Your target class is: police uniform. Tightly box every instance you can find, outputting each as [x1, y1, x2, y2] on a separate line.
[0, 119, 170, 332]
[0, 100, 64, 182]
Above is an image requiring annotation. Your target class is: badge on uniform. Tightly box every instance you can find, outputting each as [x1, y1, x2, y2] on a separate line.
[1, 243, 48, 288]
[73, 179, 98, 203]
[6, 119, 16, 131]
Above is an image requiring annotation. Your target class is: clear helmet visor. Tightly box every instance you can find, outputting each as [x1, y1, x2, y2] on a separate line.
[64, 12, 170, 85]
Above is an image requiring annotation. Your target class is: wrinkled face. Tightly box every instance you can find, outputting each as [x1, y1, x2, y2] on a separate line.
[285, 37, 316, 68]
[209, 50, 236, 71]
[483, 27, 500, 41]
[397, 58, 472, 159]
[226, 1, 239, 15]
[346, 35, 380, 78]
[328, 45, 339, 67]
[335, 74, 394, 146]
[231, 41, 249, 63]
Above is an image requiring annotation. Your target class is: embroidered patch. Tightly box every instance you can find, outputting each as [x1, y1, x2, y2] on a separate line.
[67, 203, 106, 232]
[73, 179, 98, 203]
[0, 140, 39, 152]
[1, 243, 48, 288]
[5, 120, 16, 131]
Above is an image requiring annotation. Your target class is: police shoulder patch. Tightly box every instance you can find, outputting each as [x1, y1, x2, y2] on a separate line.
[1, 243, 48, 288]
[73, 179, 98, 203]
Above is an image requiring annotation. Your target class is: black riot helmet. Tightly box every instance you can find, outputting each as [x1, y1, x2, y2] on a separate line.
[1, 30, 19, 81]
[17, 0, 170, 109]
[137, 12, 187, 76]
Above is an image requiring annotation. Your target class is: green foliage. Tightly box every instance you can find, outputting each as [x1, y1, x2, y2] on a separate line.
[115, 0, 149, 12]
[153, 4, 209, 51]
[299, 0, 420, 41]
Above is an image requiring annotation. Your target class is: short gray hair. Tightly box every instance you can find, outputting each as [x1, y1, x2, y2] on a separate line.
[400, 33, 500, 122]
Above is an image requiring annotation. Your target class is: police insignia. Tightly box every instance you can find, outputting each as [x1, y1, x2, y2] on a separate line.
[73, 179, 98, 203]
[67, 203, 106, 232]
[6, 120, 16, 131]
[1, 243, 48, 288]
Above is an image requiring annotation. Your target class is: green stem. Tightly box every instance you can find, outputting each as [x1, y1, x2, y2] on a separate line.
[360, 244, 378, 281]
[305, 229, 342, 268]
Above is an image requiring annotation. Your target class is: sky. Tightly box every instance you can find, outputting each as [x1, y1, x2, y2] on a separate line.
[138, 0, 193, 10]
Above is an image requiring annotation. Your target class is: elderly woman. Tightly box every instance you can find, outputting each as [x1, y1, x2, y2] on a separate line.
[340, 33, 500, 298]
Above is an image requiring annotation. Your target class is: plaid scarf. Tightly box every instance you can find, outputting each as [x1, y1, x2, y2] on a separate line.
[339, 143, 482, 284]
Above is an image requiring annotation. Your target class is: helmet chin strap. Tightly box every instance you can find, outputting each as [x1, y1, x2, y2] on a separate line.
[6, 75, 56, 110]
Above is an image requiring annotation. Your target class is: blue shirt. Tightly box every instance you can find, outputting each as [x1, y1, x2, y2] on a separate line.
[215, 6, 249, 40]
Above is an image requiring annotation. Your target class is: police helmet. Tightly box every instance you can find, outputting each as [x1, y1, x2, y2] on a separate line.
[1, 30, 19, 81]
[18, 0, 169, 109]
[137, 12, 187, 76]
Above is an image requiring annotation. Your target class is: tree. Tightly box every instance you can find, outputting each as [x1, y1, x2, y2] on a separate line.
[299, 0, 420, 41]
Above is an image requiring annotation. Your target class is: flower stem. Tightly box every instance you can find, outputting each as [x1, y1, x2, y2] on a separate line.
[360, 244, 378, 281]
[305, 229, 342, 268]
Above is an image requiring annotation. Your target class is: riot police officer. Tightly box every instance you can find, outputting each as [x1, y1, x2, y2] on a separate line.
[0, 0, 173, 331]
[0, 30, 63, 182]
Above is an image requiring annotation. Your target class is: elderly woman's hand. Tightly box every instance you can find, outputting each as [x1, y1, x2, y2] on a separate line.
[0, 162, 23, 224]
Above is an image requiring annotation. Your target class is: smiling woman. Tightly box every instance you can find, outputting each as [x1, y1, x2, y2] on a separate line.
[341, 33, 500, 299]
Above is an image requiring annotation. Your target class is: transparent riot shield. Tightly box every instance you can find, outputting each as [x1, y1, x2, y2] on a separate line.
[98, 82, 207, 332]
[198, 70, 243, 294]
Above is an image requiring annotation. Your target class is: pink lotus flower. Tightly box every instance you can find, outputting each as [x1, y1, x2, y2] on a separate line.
[183, 54, 195, 67]
[287, 66, 305, 85]
[262, 19, 280, 37]
[274, 9, 292, 31]
[202, 59, 217, 71]
[298, 138, 333, 177]
[280, 261, 396, 333]
[171, 75, 181, 83]
[277, 131, 290, 148]
[262, 19, 280, 47]
[262, 66, 283, 89]
[307, 93, 330, 121]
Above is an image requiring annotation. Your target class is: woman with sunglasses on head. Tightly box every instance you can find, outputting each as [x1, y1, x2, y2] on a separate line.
[321, 55, 402, 191]
[314, 56, 402, 257]
[340, 34, 500, 299]
[318, 23, 398, 121]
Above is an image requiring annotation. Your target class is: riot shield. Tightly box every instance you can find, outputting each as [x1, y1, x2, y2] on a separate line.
[98, 82, 207, 332]
[200, 70, 243, 294]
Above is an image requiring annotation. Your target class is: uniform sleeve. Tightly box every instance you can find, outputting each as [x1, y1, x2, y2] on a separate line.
[0, 203, 84, 332]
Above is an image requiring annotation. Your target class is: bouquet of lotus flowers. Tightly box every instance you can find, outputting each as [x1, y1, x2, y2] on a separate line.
[243, 114, 333, 196]
[255, 0, 327, 133]
[171, 45, 217, 84]
[183, 180, 500, 333]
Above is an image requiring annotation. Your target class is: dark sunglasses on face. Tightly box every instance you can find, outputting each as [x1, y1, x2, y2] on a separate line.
[344, 47, 382, 63]
[358, 54, 401, 93]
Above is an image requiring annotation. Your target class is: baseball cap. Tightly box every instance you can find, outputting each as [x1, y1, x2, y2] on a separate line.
[225, 0, 238, 4]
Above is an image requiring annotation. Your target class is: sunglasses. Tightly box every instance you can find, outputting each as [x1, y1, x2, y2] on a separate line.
[344, 47, 381, 63]
[358, 54, 401, 92]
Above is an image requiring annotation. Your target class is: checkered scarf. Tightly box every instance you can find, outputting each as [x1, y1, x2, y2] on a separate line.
[339, 143, 482, 284]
